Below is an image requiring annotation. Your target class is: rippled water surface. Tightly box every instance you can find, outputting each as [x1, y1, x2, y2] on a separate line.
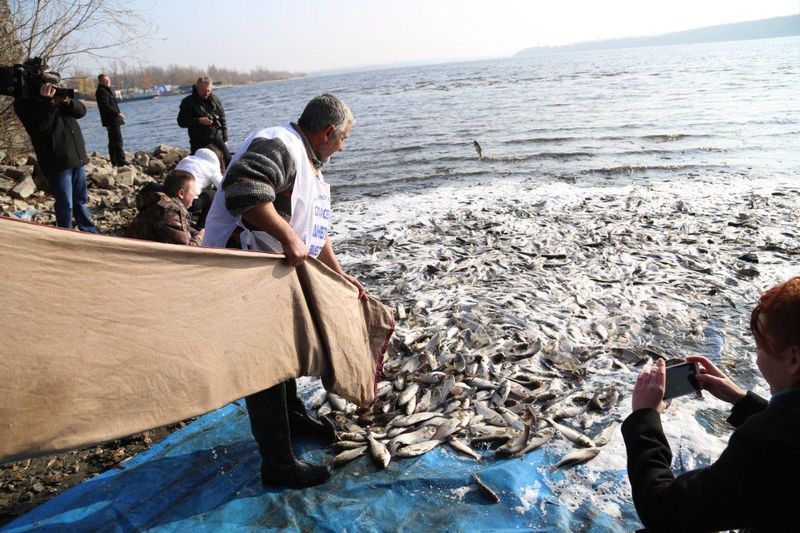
[81, 36, 799, 195]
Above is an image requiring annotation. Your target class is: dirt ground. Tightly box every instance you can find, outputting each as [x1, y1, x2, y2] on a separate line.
[0, 422, 190, 527]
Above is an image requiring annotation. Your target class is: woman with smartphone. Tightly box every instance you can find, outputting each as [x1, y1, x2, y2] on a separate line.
[622, 277, 800, 532]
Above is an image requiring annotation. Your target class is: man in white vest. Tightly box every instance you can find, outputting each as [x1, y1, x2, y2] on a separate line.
[203, 94, 364, 489]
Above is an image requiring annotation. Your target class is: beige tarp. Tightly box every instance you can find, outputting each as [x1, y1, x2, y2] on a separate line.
[0, 217, 394, 464]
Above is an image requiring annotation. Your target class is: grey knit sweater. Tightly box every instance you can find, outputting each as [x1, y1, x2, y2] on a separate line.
[222, 124, 321, 219]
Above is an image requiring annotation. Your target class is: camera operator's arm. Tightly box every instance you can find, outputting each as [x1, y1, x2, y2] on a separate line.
[13, 83, 59, 134]
[57, 97, 86, 119]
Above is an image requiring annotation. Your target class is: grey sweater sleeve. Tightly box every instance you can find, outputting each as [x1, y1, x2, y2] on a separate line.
[223, 137, 297, 216]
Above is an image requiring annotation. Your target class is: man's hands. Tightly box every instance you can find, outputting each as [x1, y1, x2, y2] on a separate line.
[280, 232, 308, 266]
[632, 359, 670, 414]
[688, 355, 746, 405]
[342, 273, 367, 300]
[198, 117, 213, 127]
[118, 112, 126, 122]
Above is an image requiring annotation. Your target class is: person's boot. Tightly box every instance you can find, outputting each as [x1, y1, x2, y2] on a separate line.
[245, 382, 331, 489]
[284, 379, 336, 443]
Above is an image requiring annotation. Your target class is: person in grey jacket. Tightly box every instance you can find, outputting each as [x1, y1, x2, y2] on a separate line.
[623, 276, 800, 532]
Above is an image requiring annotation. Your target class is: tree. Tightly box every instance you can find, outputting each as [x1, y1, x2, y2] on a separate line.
[0, 0, 152, 155]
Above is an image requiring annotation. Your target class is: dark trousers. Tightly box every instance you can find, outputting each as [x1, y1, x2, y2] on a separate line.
[47, 166, 97, 232]
[107, 122, 125, 166]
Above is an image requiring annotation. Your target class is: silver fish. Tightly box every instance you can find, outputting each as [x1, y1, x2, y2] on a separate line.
[333, 445, 367, 467]
[447, 436, 482, 461]
[546, 418, 595, 448]
[552, 447, 601, 469]
[367, 433, 391, 469]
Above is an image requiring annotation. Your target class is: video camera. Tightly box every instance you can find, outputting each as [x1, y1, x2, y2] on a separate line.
[0, 57, 75, 100]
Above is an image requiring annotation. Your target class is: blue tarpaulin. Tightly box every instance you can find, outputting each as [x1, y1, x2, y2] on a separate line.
[2, 391, 643, 532]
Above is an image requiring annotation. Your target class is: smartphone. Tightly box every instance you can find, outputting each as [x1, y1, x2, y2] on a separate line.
[663, 361, 700, 400]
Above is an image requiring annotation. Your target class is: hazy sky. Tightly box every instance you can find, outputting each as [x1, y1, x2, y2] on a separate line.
[108, 0, 799, 73]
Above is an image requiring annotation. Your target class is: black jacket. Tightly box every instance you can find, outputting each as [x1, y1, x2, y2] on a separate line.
[622, 389, 800, 532]
[176, 86, 228, 152]
[13, 96, 89, 175]
[95, 84, 121, 127]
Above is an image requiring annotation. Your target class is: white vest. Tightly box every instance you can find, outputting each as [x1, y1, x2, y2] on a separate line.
[203, 124, 331, 257]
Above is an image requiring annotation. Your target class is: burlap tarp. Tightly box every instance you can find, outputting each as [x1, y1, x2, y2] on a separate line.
[0, 217, 394, 464]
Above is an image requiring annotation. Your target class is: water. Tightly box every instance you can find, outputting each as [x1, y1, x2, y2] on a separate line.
[81, 36, 800, 198]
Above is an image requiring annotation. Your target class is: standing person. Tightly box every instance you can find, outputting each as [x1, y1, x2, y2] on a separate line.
[13, 59, 97, 232]
[203, 94, 365, 489]
[623, 277, 800, 532]
[176, 77, 230, 164]
[95, 74, 126, 166]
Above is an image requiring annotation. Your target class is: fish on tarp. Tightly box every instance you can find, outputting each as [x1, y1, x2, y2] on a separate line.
[367, 433, 391, 469]
[552, 447, 601, 470]
[333, 445, 367, 467]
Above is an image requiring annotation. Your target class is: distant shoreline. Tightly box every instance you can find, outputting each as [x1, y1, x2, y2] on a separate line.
[517, 13, 800, 57]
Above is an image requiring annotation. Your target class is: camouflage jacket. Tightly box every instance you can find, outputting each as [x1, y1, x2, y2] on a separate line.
[127, 192, 202, 246]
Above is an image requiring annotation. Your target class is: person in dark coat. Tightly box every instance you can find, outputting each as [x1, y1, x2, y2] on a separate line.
[95, 74, 126, 166]
[623, 276, 800, 532]
[13, 61, 97, 232]
[176, 77, 230, 163]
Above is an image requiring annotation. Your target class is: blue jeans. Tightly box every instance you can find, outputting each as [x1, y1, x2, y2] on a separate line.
[47, 166, 97, 232]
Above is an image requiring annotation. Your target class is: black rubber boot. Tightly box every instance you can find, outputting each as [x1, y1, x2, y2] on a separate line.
[245, 382, 332, 489]
[285, 379, 337, 443]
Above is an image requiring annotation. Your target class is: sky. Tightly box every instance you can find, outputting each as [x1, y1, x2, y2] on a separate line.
[95, 0, 800, 74]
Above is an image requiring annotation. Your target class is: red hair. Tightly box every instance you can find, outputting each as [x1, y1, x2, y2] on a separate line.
[750, 277, 800, 354]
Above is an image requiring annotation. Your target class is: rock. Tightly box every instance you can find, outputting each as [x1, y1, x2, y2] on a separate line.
[0, 150, 6, 164]
[116, 169, 136, 187]
[11, 176, 36, 199]
[146, 159, 167, 176]
[153, 144, 180, 156]
[0, 176, 15, 192]
[12, 199, 30, 210]
[0, 164, 32, 182]
[158, 152, 183, 167]
[8, 154, 30, 166]
[133, 151, 150, 167]
[26, 156, 49, 192]
[153, 145, 187, 168]
[133, 174, 155, 186]
[95, 175, 116, 189]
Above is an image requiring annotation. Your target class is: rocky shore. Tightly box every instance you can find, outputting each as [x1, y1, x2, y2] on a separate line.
[0, 146, 189, 526]
[0, 144, 189, 235]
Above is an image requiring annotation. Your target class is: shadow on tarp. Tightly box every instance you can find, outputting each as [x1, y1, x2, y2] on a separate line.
[3, 402, 641, 532]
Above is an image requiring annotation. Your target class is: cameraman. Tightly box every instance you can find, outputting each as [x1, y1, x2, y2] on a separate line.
[622, 277, 800, 532]
[13, 61, 97, 232]
[176, 76, 230, 164]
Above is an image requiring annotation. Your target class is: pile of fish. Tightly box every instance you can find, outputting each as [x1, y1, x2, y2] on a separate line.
[318, 179, 799, 472]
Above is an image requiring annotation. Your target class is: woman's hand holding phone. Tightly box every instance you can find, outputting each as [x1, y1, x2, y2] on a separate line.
[687, 355, 747, 405]
[632, 359, 670, 414]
